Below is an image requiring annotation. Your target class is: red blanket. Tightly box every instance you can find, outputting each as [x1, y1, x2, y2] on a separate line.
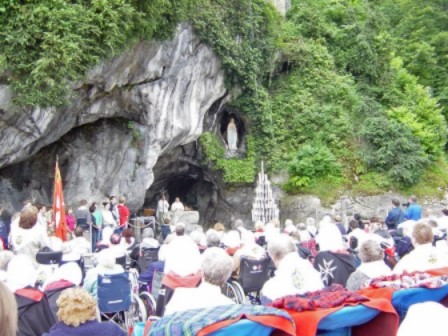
[285, 291, 398, 336]
[269, 284, 368, 312]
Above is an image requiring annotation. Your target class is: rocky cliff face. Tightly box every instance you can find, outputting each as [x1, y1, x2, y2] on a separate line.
[0, 24, 227, 211]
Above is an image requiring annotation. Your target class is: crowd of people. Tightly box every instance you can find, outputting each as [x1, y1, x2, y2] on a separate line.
[1, 195, 448, 335]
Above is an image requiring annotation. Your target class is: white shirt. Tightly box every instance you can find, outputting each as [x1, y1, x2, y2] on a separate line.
[140, 237, 160, 249]
[394, 243, 448, 274]
[157, 200, 169, 215]
[170, 201, 185, 212]
[10, 224, 49, 268]
[262, 253, 324, 302]
[102, 209, 117, 226]
[164, 236, 201, 277]
[165, 282, 233, 315]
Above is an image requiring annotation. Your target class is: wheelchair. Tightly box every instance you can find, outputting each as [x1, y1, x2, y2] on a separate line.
[130, 266, 158, 318]
[226, 257, 271, 304]
[97, 271, 147, 333]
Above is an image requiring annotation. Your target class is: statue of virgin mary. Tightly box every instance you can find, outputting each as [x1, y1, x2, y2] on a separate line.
[227, 118, 238, 151]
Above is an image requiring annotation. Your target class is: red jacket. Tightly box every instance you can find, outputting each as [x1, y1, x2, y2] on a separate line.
[117, 204, 130, 227]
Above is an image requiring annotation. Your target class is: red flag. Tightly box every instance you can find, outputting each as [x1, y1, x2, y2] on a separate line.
[53, 159, 68, 241]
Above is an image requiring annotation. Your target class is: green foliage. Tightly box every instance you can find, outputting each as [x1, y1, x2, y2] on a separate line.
[284, 142, 340, 191]
[385, 57, 447, 159]
[127, 121, 142, 149]
[360, 116, 428, 186]
[0, 0, 138, 106]
[381, 0, 448, 118]
[2, 0, 448, 197]
[403, 158, 448, 198]
[200, 132, 256, 183]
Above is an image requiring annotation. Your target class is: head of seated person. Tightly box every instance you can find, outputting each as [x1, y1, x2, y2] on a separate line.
[45, 287, 127, 336]
[221, 230, 241, 255]
[318, 224, 345, 252]
[141, 227, 159, 249]
[6, 254, 37, 292]
[83, 249, 124, 299]
[190, 230, 207, 250]
[175, 224, 185, 236]
[44, 262, 83, 290]
[346, 240, 392, 291]
[163, 232, 201, 278]
[206, 229, 221, 248]
[164, 247, 234, 315]
[261, 234, 324, 303]
[74, 226, 84, 238]
[412, 222, 433, 246]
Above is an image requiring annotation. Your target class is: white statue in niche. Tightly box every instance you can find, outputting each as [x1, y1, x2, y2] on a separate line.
[227, 118, 238, 152]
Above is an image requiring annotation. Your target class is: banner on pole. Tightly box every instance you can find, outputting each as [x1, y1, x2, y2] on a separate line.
[53, 159, 68, 241]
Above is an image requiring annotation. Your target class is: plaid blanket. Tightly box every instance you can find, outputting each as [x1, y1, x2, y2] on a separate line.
[369, 271, 448, 290]
[269, 284, 368, 312]
[147, 304, 292, 336]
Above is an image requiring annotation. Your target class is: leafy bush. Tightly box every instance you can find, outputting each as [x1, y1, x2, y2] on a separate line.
[284, 142, 340, 191]
[360, 116, 428, 186]
[386, 58, 447, 159]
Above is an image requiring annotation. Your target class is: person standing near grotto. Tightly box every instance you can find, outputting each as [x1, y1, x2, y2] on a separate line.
[116, 196, 130, 234]
[170, 197, 185, 212]
[157, 194, 169, 224]
[405, 196, 423, 221]
[385, 199, 405, 230]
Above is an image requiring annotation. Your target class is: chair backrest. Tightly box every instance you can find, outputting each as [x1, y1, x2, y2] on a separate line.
[36, 251, 63, 265]
[239, 257, 270, 293]
[349, 236, 358, 250]
[116, 255, 127, 269]
[138, 248, 159, 272]
[97, 272, 132, 313]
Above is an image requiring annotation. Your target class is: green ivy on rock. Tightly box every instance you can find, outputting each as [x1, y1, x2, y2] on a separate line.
[200, 132, 257, 183]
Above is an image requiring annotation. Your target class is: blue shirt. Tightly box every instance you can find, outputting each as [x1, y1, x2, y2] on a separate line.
[405, 203, 422, 221]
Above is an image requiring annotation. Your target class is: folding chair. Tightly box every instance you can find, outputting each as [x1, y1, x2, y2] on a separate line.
[98, 272, 146, 332]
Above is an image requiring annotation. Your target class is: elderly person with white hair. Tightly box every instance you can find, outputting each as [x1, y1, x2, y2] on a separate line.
[190, 229, 207, 252]
[394, 222, 448, 274]
[346, 240, 392, 291]
[314, 224, 356, 286]
[156, 231, 202, 316]
[232, 230, 266, 277]
[206, 229, 221, 248]
[261, 235, 323, 304]
[83, 249, 124, 299]
[164, 247, 234, 315]
[221, 230, 241, 256]
[140, 227, 160, 249]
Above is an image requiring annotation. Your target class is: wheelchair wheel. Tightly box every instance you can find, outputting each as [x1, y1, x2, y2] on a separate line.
[225, 281, 245, 304]
[139, 291, 157, 317]
[125, 293, 147, 331]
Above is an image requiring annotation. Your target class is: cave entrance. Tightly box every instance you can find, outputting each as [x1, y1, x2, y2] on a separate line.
[165, 175, 199, 209]
[143, 143, 218, 225]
